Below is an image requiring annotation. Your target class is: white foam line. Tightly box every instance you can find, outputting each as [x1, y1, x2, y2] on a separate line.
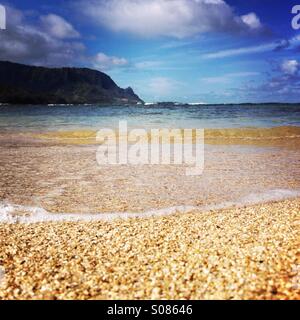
[0, 203, 197, 224]
[0, 189, 299, 224]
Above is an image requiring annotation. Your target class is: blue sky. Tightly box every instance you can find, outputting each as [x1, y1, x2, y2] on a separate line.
[0, 0, 300, 103]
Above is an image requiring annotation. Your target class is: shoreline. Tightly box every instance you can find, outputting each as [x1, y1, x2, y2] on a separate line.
[1, 188, 300, 224]
[0, 125, 299, 149]
[28, 126, 300, 148]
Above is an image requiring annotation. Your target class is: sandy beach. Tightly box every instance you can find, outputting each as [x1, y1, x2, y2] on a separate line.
[0, 128, 299, 299]
[1, 0, 300, 302]
[0, 199, 299, 300]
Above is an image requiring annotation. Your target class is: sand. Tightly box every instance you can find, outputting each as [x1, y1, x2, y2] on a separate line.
[0, 199, 299, 300]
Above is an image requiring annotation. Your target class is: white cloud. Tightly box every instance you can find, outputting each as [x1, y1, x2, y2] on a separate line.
[281, 60, 299, 75]
[202, 43, 275, 59]
[93, 52, 128, 70]
[0, 7, 129, 71]
[40, 14, 80, 39]
[241, 13, 262, 30]
[234, 58, 300, 102]
[202, 33, 300, 59]
[81, 0, 263, 38]
[0, 6, 84, 66]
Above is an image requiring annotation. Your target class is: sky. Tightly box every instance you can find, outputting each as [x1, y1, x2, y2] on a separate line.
[0, 0, 300, 103]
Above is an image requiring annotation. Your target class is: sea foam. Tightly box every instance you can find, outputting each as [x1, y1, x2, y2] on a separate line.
[0, 189, 299, 224]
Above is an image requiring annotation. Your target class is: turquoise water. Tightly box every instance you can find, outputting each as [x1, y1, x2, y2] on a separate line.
[0, 103, 299, 132]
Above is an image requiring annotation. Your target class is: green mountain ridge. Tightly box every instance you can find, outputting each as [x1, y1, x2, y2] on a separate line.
[0, 61, 143, 105]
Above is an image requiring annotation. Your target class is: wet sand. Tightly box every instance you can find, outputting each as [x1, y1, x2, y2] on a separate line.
[0, 127, 299, 299]
[28, 125, 300, 148]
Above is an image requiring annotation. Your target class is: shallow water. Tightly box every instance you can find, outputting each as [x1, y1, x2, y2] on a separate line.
[0, 139, 299, 223]
[0, 103, 299, 132]
[0, 104, 299, 223]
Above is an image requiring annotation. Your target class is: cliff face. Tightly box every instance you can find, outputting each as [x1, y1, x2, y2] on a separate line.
[0, 61, 143, 104]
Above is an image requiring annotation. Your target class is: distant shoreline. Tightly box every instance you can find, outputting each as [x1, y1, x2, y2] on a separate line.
[1, 102, 300, 107]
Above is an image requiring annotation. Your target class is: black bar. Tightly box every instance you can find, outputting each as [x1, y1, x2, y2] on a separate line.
[0, 300, 297, 319]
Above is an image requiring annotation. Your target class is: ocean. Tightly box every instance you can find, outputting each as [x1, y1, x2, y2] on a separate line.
[0, 103, 299, 132]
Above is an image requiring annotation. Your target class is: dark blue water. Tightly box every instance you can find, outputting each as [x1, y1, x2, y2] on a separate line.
[0, 103, 299, 132]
